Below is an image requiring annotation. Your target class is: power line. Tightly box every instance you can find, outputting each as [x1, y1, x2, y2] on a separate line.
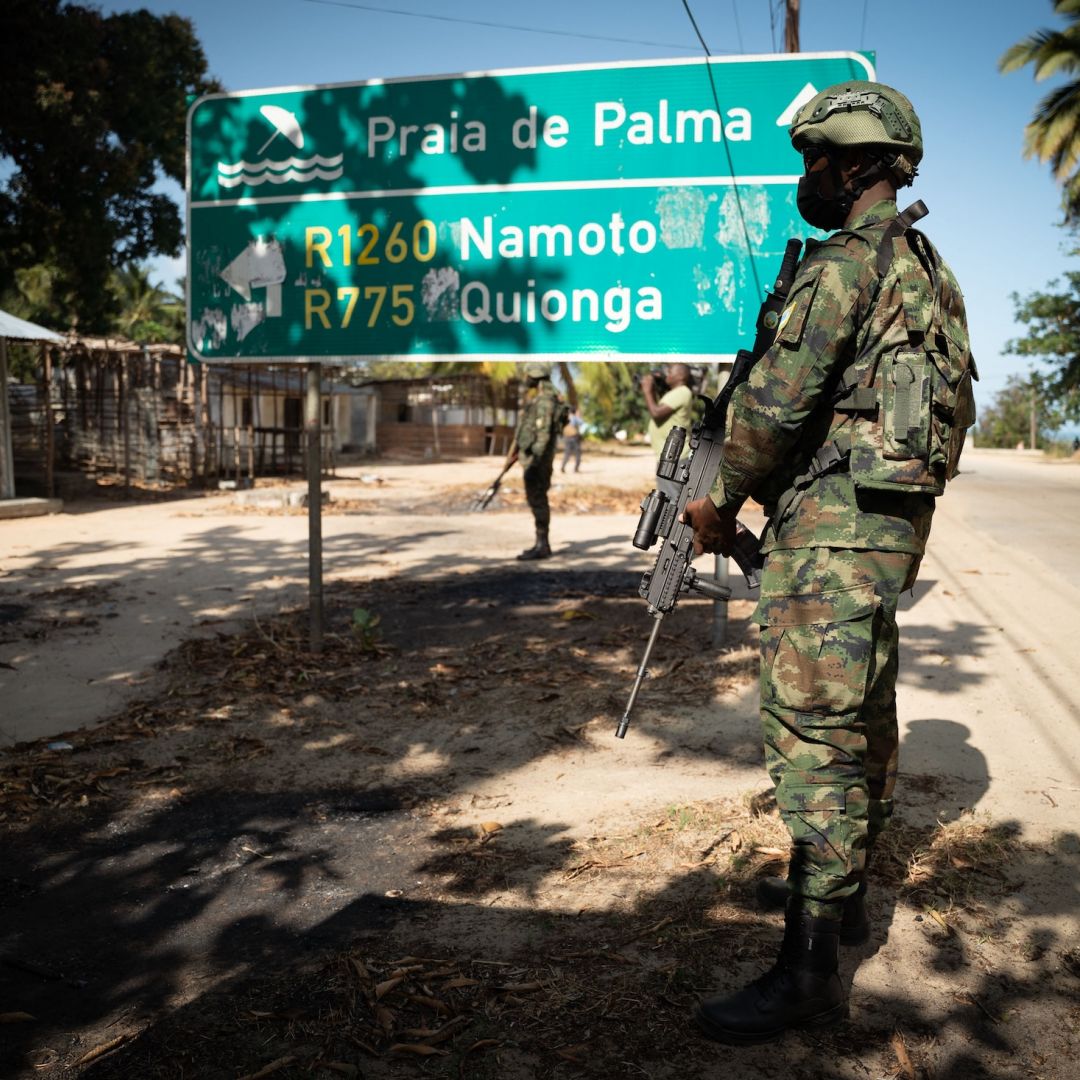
[679, 0, 762, 298]
[304, 0, 708, 53]
[730, 0, 745, 54]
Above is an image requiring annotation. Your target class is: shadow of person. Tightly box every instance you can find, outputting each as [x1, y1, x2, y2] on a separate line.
[845, 717, 991, 968]
[899, 718, 992, 827]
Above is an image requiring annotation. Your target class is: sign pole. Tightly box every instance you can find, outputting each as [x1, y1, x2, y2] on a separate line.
[711, 554, 729, 647]
[306, 361, 324, 653]
[0, 338, 15, 499]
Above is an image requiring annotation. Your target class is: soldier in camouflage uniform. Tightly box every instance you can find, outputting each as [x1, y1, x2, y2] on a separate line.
[506, 362, 561, 560]
[682, 81, 976, 1044]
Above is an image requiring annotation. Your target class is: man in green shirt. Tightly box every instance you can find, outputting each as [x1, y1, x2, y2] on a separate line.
[643, 364, 694, 458]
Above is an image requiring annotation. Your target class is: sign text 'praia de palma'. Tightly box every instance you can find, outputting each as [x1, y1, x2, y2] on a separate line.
[186, 52, 874, 361]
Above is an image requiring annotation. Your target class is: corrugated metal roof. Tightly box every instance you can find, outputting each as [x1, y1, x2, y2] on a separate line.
[210, 366, 347, 394]
[0, 309, 65, 343]
[66, 336, 181, 355]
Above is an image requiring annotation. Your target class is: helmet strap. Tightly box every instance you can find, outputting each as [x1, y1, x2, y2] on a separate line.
[829, 151, 898, 214]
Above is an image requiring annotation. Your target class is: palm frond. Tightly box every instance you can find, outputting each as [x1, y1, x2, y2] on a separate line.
[1000, 29, 1080, 78]
[1023, 81, 1080, 173]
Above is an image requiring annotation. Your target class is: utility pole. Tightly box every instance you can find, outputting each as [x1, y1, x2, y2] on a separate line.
[785, 0, 801, 52]
[1030, 385, 1038, 451]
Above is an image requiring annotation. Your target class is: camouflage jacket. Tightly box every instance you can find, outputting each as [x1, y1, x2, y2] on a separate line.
[712, 198, 971, 555]
[515, 381, 560, 462]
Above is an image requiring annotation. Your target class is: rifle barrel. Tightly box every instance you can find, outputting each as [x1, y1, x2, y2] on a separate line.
[616, 614, 663, 739]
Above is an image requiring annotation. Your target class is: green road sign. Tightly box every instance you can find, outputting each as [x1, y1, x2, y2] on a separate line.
[187, 52, 874, 362]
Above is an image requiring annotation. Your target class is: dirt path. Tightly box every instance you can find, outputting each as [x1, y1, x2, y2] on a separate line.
[1, 447, 1078, 1079]
[0, 448, 658, 745]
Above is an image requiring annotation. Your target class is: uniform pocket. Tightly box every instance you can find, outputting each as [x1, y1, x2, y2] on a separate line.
[932, 360, 976, 480]
[755, 582, 878, 719]
[882, 352, 932, 461]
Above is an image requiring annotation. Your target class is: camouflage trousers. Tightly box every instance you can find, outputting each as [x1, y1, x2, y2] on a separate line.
[753, 545, 921, 918]
[523, 452, 554, 531]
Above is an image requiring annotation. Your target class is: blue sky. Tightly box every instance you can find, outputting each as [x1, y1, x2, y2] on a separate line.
[97, 0, 1073, 424]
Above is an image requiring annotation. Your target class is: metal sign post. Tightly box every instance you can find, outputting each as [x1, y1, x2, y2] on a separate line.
[0, 339, 14, 499]
[306, 361, 323, 653]
[711, 553, 730, 647]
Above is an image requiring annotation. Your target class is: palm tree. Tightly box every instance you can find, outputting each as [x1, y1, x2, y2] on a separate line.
[1001, 0, 1080, 222]
[110, 263, 183, 344]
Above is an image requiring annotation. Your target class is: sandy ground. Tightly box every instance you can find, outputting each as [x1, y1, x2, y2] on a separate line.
[1, 445, 1078, 1079]
[3, 446, 1078, 836]
[0, 448, 659, 745]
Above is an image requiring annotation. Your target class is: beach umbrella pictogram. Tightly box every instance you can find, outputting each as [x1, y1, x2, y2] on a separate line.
[257, 105, 305, 156]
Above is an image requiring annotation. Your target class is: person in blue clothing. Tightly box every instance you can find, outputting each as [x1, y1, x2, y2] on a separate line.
[561, 407, 584, 473]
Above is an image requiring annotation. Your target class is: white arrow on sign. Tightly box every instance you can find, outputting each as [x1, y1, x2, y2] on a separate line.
[776, 82, 818, 126]
[220, 237, 287, 315]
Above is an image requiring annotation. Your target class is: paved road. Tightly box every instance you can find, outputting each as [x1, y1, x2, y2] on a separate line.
[895, 449, 1080, 837]
[945, 449, 1080, 588]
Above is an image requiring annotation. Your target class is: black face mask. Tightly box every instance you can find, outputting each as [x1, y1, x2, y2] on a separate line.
[796, 167, 853, 231]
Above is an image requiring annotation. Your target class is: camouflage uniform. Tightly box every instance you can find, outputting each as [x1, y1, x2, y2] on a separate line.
[515, 378, 559, 533]
[712, 198, 974, 918]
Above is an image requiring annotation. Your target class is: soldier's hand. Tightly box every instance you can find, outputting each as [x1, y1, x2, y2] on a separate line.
[682, 497, 736, 557]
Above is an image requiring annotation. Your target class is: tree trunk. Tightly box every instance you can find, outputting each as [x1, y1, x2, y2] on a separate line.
[557, 361, 578, 408]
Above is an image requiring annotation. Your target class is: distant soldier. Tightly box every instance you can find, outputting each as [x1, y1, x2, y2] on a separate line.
[683, 81, 976, 1044]
[506, 362, 562, 560]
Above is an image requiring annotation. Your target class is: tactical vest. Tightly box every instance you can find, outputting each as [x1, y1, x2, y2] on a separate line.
[832, 211, 977, 496]
[516, 383, 563, 458]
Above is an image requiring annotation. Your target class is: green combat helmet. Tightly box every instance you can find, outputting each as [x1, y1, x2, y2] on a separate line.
[789, 80, 922, 186]
[522, 361, 552, 379]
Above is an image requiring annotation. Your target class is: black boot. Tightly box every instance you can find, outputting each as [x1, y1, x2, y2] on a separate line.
[754, 877, 870, 946]
[694, 909, 846, 1045]
[516, 530, 551, 561]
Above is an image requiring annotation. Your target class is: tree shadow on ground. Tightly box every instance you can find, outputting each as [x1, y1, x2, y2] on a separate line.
[0, 566, 1013, 1077]
[7, 811, 1070, 1080]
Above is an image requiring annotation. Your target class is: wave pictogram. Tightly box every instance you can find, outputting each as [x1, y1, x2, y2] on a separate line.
[216, 153, 344, 188]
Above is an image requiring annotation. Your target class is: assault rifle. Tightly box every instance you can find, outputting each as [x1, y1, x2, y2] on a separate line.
[470, 459, 516, 512]
[616, 238, 804, 739]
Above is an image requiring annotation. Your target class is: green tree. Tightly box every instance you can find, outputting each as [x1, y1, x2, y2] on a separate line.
[1, 262, 73, 329]
[974, 373, 1064, 449]
[0, 0, 217, 331]
[110, 263, 183, 344]
[573, 362, 653, 438]
[1006, 272, 1080, 420]
[1000, 0, 1080, 223]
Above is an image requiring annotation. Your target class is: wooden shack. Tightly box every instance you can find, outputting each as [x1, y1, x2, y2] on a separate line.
[7, 338, 367, 492]
[209, 366, 375, 478]
[370, 372, 519, 458]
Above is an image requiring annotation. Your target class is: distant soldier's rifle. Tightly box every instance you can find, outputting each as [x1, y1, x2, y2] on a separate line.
[471, 458, 516, 512]
[617, 238, 804, 739]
